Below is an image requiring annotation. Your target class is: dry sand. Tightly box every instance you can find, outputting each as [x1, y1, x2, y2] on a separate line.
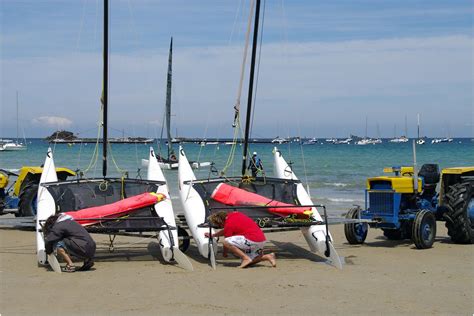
[1, 221, 472, 315]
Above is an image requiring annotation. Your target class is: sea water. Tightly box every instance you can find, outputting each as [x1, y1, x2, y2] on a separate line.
[1, 138, 472, 215]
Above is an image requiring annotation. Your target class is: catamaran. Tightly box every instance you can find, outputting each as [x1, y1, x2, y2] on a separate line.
[178, 0, 341, 269]
[35, 0, 192, 272]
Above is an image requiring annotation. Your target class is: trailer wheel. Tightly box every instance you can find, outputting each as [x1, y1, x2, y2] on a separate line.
[412, 210, 436, 249]
[344, 206, 368, 244]
[18, 183, 39, 217]
[177, 226, 190, 252]
[443, 182, 474, 244]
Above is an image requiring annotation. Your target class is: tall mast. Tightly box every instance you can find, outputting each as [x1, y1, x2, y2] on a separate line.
[102, 0, 109, 178]
[165, 37, 173, 159]
[417, 113, 421, 139]
[241, 0, 261, 176]
[16, 91, 19, 143]
[404, 114, 408, 137]
[365, 116, 368, 138]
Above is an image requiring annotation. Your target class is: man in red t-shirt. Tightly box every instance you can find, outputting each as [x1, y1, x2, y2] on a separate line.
[205, 211, 276, 268]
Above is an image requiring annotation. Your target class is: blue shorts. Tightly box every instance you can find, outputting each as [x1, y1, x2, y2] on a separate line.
[53, 241, 67, 254]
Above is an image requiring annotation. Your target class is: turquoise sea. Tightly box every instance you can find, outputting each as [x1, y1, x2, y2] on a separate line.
[1, 138, 472, 215]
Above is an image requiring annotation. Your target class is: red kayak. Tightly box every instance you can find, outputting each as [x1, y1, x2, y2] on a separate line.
[65, 192, 166, 226]
[211, 183, 312, 218]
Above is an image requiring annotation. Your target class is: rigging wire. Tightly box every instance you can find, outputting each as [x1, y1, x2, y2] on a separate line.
[232, 0, 255, 128]
[75, 0, 88, 51]
[222, 0, 255, 176]
[228, 0, 244, 45]
[297, 123, 311, 197]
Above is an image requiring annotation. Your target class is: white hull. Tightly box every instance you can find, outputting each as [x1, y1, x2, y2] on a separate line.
[146, 148, 178, 262]
[273, 147, 342, 269]
[142, 158, 210, 170]
[1, 142, 27, 151]
[178, 146, 215, 258]
[36, 148, 59, 265]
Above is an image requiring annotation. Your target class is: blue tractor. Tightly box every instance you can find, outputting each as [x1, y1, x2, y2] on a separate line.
[344, 164, 442, 249]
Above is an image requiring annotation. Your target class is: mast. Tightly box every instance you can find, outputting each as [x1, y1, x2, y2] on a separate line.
[364, 116, 368, 138]
[404, 114, 408, 137]
[241, 0, 261, 176]
[16, 91, 19, 144]
[417, 113, 421, 139]
[165, 37, 174, 159]
[102, 0, 109, 178]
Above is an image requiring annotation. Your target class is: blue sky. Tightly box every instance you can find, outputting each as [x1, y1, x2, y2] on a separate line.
[1, 0, 473, 138]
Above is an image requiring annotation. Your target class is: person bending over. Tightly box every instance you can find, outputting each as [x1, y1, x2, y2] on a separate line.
[205, 211, 276, 268]
[44, 213, 96, 273]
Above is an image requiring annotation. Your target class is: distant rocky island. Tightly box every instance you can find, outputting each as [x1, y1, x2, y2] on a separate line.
[45, 130, 155, 144]
[45, 130, 78, 142]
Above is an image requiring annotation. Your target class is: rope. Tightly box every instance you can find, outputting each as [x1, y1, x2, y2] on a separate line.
[107, 142, 127, 176]
[82, 118, 101, 174]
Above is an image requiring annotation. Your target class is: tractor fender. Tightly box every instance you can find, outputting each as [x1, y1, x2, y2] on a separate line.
[13, 167, 75, 196]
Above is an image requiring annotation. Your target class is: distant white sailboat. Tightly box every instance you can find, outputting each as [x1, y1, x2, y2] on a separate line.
[2, 92, 27, 151]
[416, 114, 425, 145]
[389, 117, 409, 143]
[271, 136, 289, 144]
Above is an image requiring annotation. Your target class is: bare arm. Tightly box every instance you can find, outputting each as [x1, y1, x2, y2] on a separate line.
[204, 229, 225, 238]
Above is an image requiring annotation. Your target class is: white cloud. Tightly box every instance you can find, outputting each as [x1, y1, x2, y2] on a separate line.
[32, 116, 73, 128]
[2, 34, 473, 137]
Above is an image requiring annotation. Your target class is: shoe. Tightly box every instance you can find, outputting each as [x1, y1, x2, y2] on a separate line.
[78, 259, 94, 271]
[61, 264, 76, 273]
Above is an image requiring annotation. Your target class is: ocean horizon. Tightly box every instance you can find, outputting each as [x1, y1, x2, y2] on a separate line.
[1, 138, 472, 216]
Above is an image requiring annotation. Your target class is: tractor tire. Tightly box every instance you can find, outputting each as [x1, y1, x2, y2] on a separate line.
[344, 206, 368, 244]
[443, 182, 474, 244]
[412, 210, 436, 249]
[177, 226, 190, 253]
[18, 183, 39, 217]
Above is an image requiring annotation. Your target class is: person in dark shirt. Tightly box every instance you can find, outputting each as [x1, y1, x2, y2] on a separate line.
[205, 211, 276, 268]
[43, 214, 96, 273]
[248, 152, 264, 177]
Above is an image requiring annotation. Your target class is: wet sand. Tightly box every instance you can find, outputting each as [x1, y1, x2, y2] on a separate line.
[0, 221, 472, 315]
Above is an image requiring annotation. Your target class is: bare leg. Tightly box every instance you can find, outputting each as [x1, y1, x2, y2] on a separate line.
[248, 253, 276, 267]
[56, 248, 74, 267]
[223, 241, 252, 268]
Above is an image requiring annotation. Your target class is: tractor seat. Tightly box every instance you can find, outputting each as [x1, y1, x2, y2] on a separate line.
[418, 164, 440, 195]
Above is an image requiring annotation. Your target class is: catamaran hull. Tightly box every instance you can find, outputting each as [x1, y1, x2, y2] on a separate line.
[36, 148, 59, 265]
[273, 147, 342, 269]
[178, 147, 215, 258]
[147, 148, 191, 269]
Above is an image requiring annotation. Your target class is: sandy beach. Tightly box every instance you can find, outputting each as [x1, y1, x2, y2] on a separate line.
[0, 219, 472, 315]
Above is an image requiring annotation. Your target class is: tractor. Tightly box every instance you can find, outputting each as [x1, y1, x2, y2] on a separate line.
[0, 167, 75, 217]
[344, 164, 441, 249]
[439, 167, 474, 244]
[344, 164, 474, 248]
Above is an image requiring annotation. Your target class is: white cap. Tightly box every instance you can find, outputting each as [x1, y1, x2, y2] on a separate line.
[253, 152, 257, 155]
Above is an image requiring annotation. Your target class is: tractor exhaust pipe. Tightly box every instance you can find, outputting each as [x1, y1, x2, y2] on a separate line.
[412, 140, 418, 191]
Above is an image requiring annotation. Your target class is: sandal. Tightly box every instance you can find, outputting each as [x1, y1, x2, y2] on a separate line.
[77, 259, 94, 271]
[61, 264, 76, 273]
